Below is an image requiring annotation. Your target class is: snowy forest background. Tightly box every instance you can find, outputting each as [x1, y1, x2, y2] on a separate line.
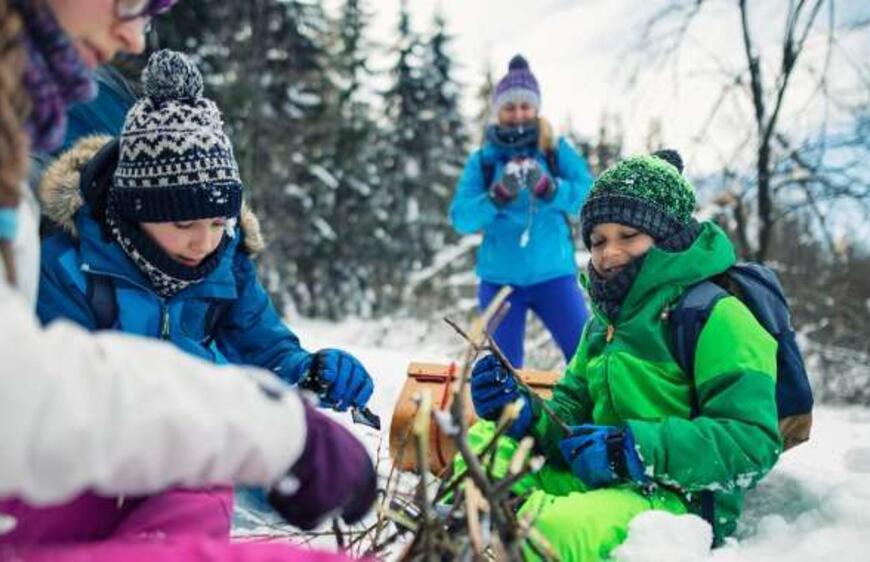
[111, 0, 870, 405]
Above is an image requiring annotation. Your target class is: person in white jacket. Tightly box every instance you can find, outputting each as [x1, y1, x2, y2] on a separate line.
[0, 0, 375, 559]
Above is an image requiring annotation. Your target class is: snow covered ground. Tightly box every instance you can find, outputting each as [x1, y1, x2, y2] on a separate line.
[246, 316, 870, 561]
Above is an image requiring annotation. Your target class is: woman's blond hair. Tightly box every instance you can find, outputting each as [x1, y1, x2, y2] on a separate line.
[537, 116, 554, 154]
[0, 0, 32, 284]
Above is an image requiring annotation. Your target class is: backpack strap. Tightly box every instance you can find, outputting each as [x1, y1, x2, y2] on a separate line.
[545, 147, 558, 178]
[668, 279, 730, 540]
[202, 299, 232, 347]
[480, 153, 496, 189]
[86, 275, 118, 331]
[669, 280, 730, 407]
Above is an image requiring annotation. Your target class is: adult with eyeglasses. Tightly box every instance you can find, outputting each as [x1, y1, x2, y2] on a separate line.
[0, 1, 374, 560]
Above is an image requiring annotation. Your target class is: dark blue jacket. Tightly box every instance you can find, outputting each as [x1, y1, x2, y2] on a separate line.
[37, 136, 311, 384]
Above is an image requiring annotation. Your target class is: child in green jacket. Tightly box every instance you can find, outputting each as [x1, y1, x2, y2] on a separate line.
[464, 150, 782, 561]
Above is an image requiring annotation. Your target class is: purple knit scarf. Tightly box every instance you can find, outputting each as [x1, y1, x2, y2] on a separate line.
[15, 0, 96, 152]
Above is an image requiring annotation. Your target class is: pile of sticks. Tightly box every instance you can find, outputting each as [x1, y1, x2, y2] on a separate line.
[348, 288, 561, 561]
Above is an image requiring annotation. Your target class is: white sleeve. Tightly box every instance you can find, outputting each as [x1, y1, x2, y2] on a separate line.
[0, 284, 307, 506]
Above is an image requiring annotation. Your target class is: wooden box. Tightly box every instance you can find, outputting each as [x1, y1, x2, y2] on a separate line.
[388, 362, 560, 475]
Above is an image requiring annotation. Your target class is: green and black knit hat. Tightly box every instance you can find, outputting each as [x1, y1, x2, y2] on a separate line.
[580, 149, 696, 248]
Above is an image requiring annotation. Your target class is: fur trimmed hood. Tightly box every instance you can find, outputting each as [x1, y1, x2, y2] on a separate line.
[39, 135, 265, 255]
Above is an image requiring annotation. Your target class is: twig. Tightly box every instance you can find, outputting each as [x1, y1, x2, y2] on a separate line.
[443, 316, 572, 436]
[412, 391, 435, 561]
[332, 518, 345, 550]
[447, 288, 527, 560]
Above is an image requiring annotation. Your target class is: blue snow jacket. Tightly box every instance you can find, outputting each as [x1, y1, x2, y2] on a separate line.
[36, 136, 312, 384]
[449, 121, 593, 286]
[60, 67, 137, 153]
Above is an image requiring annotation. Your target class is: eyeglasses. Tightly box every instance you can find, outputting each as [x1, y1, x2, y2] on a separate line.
[114, 0, 173, 21]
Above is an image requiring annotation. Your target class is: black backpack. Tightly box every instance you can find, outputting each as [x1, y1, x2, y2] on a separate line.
[669, 262, 814, 451]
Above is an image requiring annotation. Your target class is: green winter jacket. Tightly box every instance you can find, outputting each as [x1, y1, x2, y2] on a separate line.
[529, 221, 782, 541]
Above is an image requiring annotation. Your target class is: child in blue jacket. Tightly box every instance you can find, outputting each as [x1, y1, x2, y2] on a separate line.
[450, 54, 594, 367]
[37, 50, 374, 413]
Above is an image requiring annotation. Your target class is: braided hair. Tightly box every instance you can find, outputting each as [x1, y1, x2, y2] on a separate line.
[0, 0, 31, 284]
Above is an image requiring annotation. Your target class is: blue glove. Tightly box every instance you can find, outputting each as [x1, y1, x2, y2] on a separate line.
[470, 354, 533, 439]
[558, 425, 648, 489]
[301, 349, 374, 411]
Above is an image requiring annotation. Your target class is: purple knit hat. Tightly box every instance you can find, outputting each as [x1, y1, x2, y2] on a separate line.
[492, 54, 541, 115]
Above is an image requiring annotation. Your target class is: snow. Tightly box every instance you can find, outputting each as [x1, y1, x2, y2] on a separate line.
[308, 164, 340, 190]
[284, 316, 870, 562]
[615, 406, 870, 562]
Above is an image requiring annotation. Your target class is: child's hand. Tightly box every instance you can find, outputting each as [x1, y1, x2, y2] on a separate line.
[470, 354, 533, 439]
[558, 425, 648, 489]
[303, 349, 374, 411]
[526, 161, 556, 200]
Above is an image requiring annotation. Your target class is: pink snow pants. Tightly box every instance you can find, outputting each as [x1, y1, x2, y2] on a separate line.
[0, 486, 234, 542]
[0, 536, 359, 561]
[0, 487, 362, 561]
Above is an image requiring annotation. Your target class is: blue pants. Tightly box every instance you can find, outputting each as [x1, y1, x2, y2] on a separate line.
[478, 275, 588, 368]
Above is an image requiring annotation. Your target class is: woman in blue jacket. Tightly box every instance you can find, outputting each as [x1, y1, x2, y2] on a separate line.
[38, 51, 375, 413]
[450, 54, 594, 367]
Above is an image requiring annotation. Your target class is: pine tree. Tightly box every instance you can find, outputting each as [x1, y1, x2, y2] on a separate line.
[372, 0, 430, 312]
[248, 0, 339, 319]
[403, 9, 471, 311]
[313, 0, 382, 318]
[472, 62, 495, 145]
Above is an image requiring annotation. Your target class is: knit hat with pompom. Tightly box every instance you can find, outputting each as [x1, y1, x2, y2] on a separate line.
[106, 50, 241, 298]
[492, 54, 541, 116]
[110, 49, 242, 223]
[580, 149, 696, 248]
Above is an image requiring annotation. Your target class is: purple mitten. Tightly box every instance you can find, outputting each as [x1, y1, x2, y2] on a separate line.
[527, 161, 556, 200]
[267, 402, 376, 529]
[488, 159, 525, 206]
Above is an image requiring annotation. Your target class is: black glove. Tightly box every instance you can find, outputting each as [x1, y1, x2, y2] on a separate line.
[267, 402, 377, 529]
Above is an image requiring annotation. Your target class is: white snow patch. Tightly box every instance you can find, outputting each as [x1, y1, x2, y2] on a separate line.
[310, 217, 336, 241]
[309, 165, 339, 189]
[613, 511, 712, 562]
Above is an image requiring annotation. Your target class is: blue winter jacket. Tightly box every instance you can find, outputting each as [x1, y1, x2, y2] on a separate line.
[449, 131, 593, 286]
[37, 136, 312, 384]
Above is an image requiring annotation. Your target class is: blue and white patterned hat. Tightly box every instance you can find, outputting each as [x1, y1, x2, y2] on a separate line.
[110, 49, 242, 223]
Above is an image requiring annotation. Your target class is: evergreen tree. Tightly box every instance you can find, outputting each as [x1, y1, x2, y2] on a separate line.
[472, 62, 494, 145]
[313, 0, 382, 318]
[372, 0, 430, 312]
[403, 10, 471, 310]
